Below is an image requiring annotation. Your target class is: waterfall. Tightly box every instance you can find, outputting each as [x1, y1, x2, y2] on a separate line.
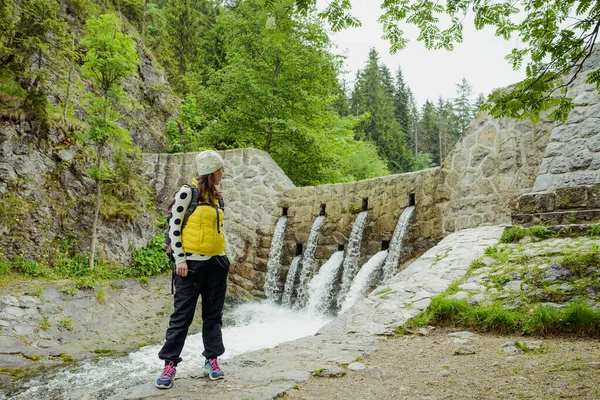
[340, 250, 388, 313]
[281, 255, 301, 308]
[336, 211, 369, 309]
[382, 206, 415, 281]
[306, 251, 345, 316]
[294, 215, 325, 307]
[263, 216, 288, 300]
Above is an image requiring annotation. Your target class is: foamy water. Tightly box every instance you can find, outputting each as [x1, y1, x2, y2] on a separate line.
[11, 301, 331, 400]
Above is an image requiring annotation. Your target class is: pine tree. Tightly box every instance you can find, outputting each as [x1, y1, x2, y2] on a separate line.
[453, 77, 474, 134]
[161, 0, 219, 93]
[473, 92, 486, 113]
[418, 100, 439, 164]
[406, 87, 419, 156]
[332, 77, 352, 117]
[393, 66, 410, 138]
[2, 0, 69, 132]
[435, 97, 456, 164]
[351, 48, 411, 173]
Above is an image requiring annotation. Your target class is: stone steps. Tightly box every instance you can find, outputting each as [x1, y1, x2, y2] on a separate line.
[512, 209, 600, 227]
[512, 185, 600, 227]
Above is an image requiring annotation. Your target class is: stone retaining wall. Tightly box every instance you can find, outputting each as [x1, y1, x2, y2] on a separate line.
[435, 112, 554, 234]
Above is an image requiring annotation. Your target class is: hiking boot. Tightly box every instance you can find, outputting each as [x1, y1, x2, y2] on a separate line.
[204, 358, 225, 380]
[156, 361, 177, 389]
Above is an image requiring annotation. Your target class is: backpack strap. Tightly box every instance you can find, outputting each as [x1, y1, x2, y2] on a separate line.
[181, 184, 199, 231]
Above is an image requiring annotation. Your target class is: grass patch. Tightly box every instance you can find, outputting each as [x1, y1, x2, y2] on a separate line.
[58, 317, 73, 331]
[96, 287, 105, 304]
[409, 297, 600, 337]
[93, 349, 114, 354]
[561, 250, 600, 278]
[501, 225, 559, 243]
[589, 223, 600, 237]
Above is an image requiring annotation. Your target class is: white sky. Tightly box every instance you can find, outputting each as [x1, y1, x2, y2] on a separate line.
[320, 1, 526, 107]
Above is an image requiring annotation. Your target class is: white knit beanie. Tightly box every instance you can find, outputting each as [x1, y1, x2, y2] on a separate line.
[195, 150, 224, 176]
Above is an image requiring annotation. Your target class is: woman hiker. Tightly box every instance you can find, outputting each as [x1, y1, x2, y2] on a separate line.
[156, 150, 230, 389]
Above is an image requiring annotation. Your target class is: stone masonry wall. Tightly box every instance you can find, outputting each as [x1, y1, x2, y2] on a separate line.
[278, 170, 440, 278]
[533, 50, 600, 192]
[435, 112, 554, 234]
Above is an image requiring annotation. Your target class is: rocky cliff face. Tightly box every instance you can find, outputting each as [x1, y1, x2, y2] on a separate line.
[0, 5, 177, 265]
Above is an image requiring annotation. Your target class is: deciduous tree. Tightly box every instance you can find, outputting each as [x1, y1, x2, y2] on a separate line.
[81, 13, 139, 270]
[288, 0, 600, 122]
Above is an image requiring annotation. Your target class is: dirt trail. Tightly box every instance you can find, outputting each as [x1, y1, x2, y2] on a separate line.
[283, 327, 600, 400]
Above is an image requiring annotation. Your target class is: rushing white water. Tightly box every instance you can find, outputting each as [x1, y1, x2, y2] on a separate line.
[336, 211, 369, 309]
[263, 216, 288, 300]
[382, 206, 415, 281]
[281, 255, 302, 308]
[295, 215, 325, 307]
[306, 251, 345, 316]
[12, 302, 330, 400]
[340, 250, 388, 313]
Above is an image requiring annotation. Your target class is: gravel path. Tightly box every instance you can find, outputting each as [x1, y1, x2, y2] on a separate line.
[283, 327, 600, 400]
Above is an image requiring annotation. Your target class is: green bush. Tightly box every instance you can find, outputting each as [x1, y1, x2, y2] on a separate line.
[530, 225, 551, 239]
[0, 260, 10, 277]
[54, 254, 91, 277]
[128, 234, 170, 277]
[590, 223, 600, 237]
[500, 226, 527, 243]
[12, 256, 49, 278]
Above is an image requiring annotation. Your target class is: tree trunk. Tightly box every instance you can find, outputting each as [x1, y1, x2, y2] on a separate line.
[63, 34, 74, 124]
[264, 58, 282, 154]
[89, 179, 101, 271]
[141, 0, 147, 45]
[414, 125, 418, 156]
[89, 149, 103, 271]
[438, 126, 443, 165]
[265, 127, 272, 153]
[62, 67, 72, 124]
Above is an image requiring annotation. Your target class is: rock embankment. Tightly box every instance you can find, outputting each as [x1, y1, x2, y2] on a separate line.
[0, 276, 175, 388]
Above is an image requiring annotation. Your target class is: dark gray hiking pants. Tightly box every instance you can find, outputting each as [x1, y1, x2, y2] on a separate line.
[158, 255, 230, 364]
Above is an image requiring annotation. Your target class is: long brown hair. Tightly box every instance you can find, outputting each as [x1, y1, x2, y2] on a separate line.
[196, 172, 221, 204]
